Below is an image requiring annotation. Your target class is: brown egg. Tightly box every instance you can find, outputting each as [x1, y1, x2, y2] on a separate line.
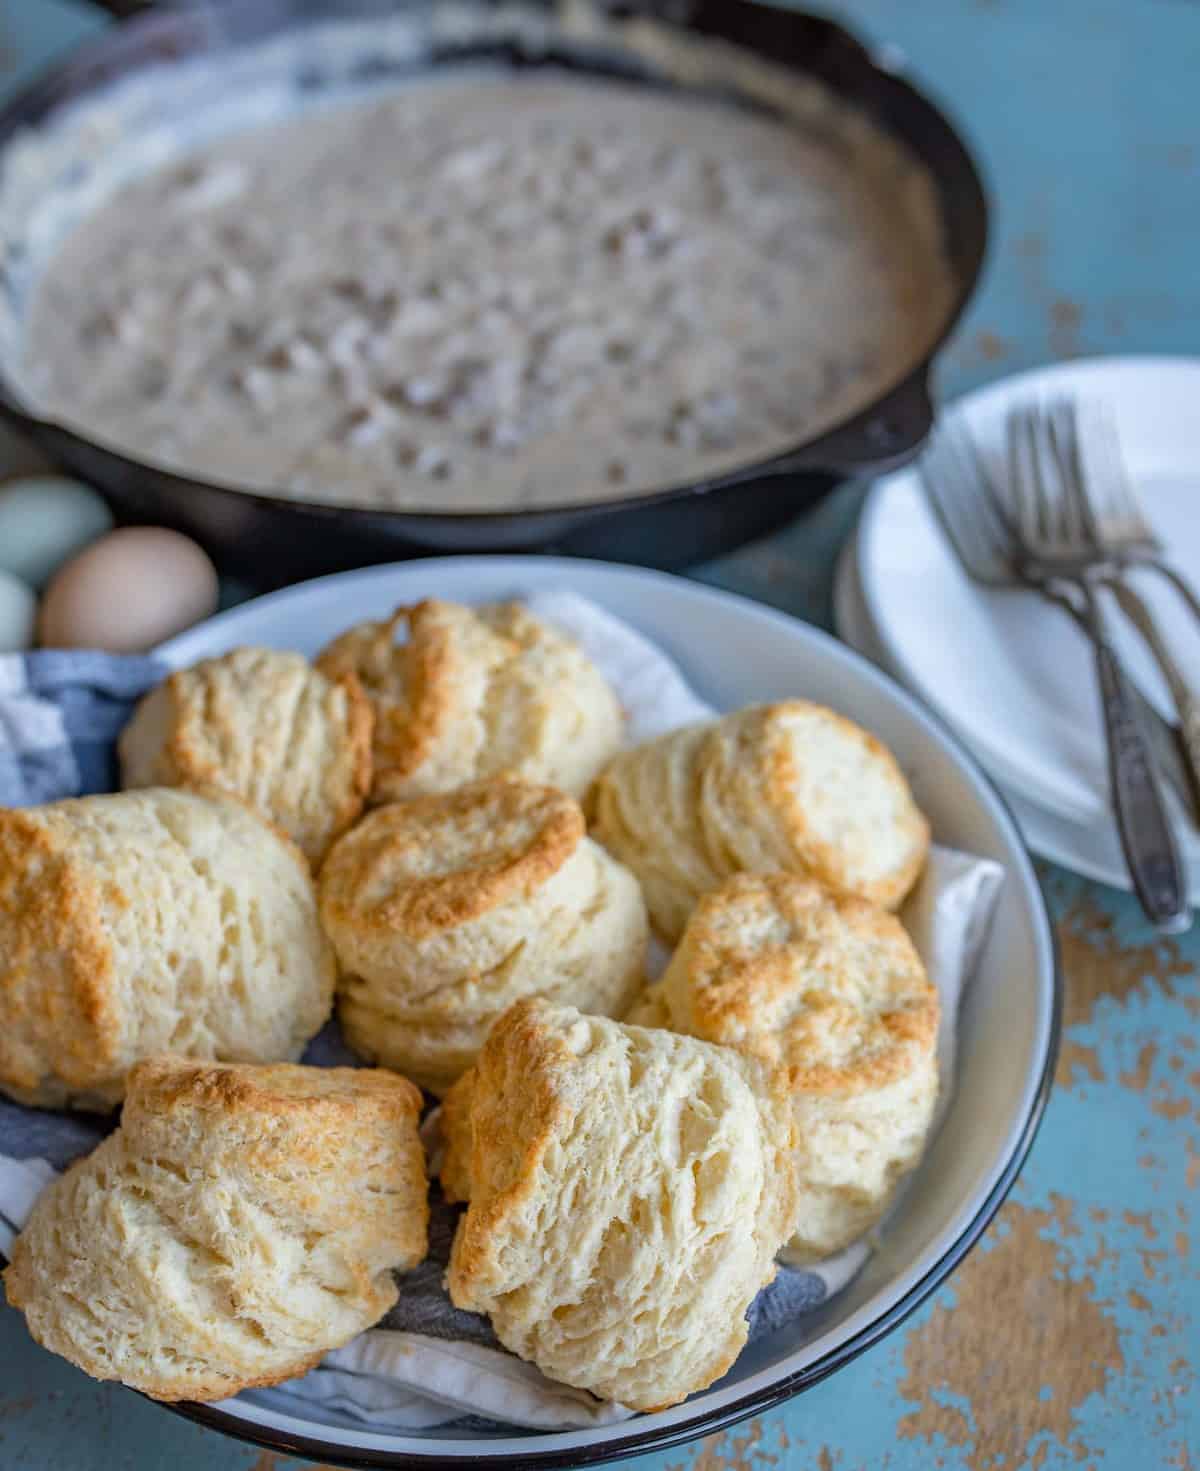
[38, 527, 218, 653]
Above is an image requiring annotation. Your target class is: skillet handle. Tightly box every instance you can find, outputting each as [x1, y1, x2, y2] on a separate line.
[78, 0, 154, 15]
[0, 389, 46, 440]
[774, 373, 934, 477]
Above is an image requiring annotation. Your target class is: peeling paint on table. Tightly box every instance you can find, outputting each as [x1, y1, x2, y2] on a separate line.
[1, 1, 1198, 1467]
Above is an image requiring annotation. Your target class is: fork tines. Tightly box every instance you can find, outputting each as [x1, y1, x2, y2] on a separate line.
[918, 418, 1016, 586]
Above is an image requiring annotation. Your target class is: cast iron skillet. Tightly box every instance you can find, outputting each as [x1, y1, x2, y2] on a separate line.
[0, 0, 987, 581]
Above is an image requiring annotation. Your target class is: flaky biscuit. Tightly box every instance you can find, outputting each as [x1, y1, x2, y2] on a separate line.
[590, 700, 929, 940]
[0, 789, 336, 1110]
[4, 1057, 427, 1400]
[628, 873, 939, 1260]
[119, 646, 373, 866]
[439, 1069, 476, 1204]
[316, 599, 623, 803]
[443, 998, 798, 1411]
[319, 779, 647, 1094]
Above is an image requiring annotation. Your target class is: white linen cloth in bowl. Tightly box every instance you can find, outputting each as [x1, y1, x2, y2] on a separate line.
[0, 590, 1001, 1430]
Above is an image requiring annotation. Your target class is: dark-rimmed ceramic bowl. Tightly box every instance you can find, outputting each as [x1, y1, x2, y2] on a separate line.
[142, 556, 1059, 1468]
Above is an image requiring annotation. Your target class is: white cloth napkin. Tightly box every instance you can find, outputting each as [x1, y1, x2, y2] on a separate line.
[0, 589, 1003, 1431]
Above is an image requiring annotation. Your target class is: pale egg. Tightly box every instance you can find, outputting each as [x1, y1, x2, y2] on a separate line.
[0, 570, 36, 653]
[38, 527, 218, 653]
[0, 477, 114, 588]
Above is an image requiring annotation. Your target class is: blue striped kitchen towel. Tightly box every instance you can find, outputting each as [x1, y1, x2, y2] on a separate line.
[0, 650, 164, 807]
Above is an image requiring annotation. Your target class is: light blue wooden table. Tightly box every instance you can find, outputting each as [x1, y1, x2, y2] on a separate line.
[2, 3, 1198, 1468]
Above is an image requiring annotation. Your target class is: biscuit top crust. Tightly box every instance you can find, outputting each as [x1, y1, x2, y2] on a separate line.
[125, 1054, 423, 1125]
[124, 647, 374, 863]
[319, 778, 584, 938]
[317, 599, 495, 792]
[317, 599, 622, 803]
[0, 805, 119, 1094]
[658, 872, 938, 1096]
[748, 700, 930, 908]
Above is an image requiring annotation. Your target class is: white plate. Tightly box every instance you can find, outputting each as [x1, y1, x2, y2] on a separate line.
[156, 556, 1058, 1469]
[857, 355, 1200, 828]
[837, 525, 1200, 897]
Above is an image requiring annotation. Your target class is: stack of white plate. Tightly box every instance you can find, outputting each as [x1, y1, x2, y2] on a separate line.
[836, 356, 1200, 895]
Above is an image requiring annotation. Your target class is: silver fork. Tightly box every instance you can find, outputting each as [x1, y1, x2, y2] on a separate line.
[1065, 400, 1200, 813]
[919, 419, 1197, 824]
[1077, 401, 1200, 622]
[1007, 402, 1190, 932]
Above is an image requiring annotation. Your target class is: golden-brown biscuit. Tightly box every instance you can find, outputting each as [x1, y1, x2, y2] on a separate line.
[628, 873, 939, 1260]
[443, 998, 798, 1411]
[119, 646, 373, 866]
[4, 1057, 427, 1400]
[316, 599, 622, 803]
[0, 789, 336, 1110]
[319, 779, 647, 1094]
[438, 1068, 475, 1204]
[590, 700, 929, 940]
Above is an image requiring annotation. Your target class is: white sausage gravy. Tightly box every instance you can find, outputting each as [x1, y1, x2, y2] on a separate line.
[24, 72, 954, 510]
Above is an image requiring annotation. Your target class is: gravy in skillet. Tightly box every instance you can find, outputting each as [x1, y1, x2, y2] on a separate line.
[24, 74, 953, 510]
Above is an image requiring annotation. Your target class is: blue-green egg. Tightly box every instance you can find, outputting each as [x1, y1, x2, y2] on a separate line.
[0, 477, 114, 589]
[0, 570, 36, 652]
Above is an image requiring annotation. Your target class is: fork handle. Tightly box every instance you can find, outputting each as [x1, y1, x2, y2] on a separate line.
[1043, 586, 1199, 822]
[1102, 575, 1200, 822]
[1080, 582, 1192, 932]
[1145, 555, 1200, 630]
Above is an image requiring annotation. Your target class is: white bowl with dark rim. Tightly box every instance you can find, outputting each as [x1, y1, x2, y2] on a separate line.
[150, 556, 1059, 1468]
